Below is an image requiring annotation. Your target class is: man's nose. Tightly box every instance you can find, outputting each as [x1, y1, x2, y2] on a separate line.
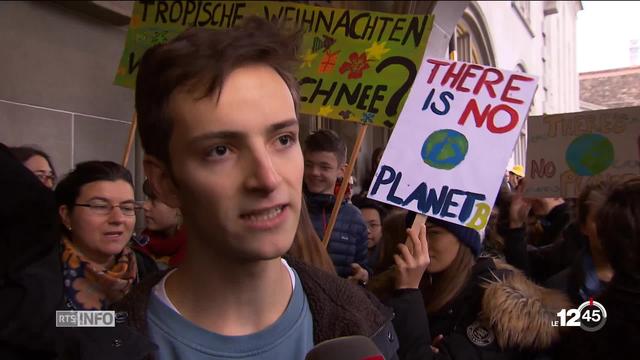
[245, 150, 281, 193]
[308, 165, 321, 177]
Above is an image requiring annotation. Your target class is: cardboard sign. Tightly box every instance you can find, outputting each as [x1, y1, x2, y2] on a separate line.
[526, 106, 640, 198]
[114, 1, 433, 128]
[368, 59, 538, 230]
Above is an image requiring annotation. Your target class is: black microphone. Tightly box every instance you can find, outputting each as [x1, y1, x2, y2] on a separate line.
[305, 335, 385, 360]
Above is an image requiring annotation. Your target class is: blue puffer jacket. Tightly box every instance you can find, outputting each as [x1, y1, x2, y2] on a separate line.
[305, 191, 370, 278]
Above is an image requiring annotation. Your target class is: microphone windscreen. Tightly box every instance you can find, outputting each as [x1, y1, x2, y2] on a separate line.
[305, 335, 385, 360]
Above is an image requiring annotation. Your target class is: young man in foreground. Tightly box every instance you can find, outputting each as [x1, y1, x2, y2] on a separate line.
[115, 17, 399, 359]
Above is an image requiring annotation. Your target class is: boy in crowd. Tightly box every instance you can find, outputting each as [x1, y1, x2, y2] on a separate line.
[303, 130, 370, 282]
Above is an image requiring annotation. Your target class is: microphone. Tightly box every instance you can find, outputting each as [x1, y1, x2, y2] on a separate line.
[305, 335, 385, 360]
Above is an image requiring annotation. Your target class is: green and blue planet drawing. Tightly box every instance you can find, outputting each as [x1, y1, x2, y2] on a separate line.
[565, 134, 614, 176]
[421, 129, 469, 170]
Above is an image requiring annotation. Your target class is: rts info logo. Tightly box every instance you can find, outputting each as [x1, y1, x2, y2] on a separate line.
[551, 298, 607, 332]
[56, 310, 116, 327]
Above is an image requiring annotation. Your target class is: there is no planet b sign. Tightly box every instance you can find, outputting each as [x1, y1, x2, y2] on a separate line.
[368, 58, 538, 231]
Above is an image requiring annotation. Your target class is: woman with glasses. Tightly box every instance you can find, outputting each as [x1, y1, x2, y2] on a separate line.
[9, 145, 57, 189]
[353, 197, 387, 273]
[55, 160, 157, 310]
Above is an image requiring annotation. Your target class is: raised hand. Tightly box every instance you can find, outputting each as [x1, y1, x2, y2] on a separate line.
[393, 223, 430, 289]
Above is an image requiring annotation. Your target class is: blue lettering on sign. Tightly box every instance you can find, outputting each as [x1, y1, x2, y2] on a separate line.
[371, 164, 486, 223]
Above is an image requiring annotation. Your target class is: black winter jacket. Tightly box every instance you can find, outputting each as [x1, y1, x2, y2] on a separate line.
[387, 258, 571, 360]
[555, 274, 640, 359]
[305, 191, 370, 277]
[502, 223, 586, 283]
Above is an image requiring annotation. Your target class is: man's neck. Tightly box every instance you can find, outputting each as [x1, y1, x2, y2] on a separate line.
[164, 244, 293, 336]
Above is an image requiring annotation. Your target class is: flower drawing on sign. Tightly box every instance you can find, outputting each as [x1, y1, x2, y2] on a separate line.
[365, 41, 390, 61]
[361, 112, 375, 124]
[339, 110, 353, 120]
[318, 105, 334, 117]
[339, 52, 370, 79]
[301, 49, 319, 68]
[318, 50, 340, 73]
[151, 30, 170, 45]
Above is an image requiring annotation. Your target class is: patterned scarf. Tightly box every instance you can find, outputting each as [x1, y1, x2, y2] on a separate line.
[61, 237, 137, 310]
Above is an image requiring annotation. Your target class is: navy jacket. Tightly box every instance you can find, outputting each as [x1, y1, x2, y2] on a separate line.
[305, 191, 370, 278]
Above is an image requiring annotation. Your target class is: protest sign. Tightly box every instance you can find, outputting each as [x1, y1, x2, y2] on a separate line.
[367, 59, 538, 230]
[114, 0, 433, 127]
[526, 106, 640, 198]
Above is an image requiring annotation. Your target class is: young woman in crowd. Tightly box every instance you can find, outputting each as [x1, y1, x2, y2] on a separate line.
[504, 181, 616, 304]
[9, 145, 57, 189]
[137, 179, 187, 269]
[366, 210, 408, 290]
[55, 161, 157, 310]
[375, 212, 571, 359]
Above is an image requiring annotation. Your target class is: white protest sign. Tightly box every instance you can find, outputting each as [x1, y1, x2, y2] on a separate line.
[526, 106, 640, 198]
[368, 59, 538, 230]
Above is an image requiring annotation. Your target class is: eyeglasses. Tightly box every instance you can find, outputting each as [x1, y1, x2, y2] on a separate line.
[74, 200, 143, 216]
[366, 222, 381, 231]
[33, 171, 56, 184]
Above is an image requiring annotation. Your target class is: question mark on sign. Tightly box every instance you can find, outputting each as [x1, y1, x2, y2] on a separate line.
[376, 56, 417, 118]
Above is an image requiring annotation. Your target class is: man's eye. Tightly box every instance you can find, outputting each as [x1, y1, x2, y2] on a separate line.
[277, 134, 295, 147]
[207, 145, 228, 157]
[91, 204, 110, 211]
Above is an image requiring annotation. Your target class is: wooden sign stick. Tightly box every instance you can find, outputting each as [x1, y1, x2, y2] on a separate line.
[122, 112, 138, 167]
[322, 123, 368, 248]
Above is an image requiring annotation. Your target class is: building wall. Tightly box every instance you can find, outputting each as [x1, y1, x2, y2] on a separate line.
[542, 0, 581, 115]
[0, 1, 139, 182]
[472, 1, 581, 168]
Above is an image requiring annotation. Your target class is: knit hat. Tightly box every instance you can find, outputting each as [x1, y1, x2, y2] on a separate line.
[405, 212, 483, 257]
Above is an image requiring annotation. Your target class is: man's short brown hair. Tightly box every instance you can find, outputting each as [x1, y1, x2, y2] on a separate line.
[304, 129, 347, 165]
[135, 17, 301, 166]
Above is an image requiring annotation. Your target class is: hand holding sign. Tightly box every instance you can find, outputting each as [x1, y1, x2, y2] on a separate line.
[368, 58, 538, 232]
[394, 223, 429, 290]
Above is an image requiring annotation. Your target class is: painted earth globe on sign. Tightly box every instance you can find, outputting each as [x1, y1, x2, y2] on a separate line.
[565, 133, 614, 176]
[421, 129, 469, 170]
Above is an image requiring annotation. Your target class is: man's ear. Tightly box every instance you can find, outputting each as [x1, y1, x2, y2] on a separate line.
[144, 155, 182, 209]
[59, 205, 71, 229]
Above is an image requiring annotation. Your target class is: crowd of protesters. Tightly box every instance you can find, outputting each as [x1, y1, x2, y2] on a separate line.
[1, 16, 638, 360]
